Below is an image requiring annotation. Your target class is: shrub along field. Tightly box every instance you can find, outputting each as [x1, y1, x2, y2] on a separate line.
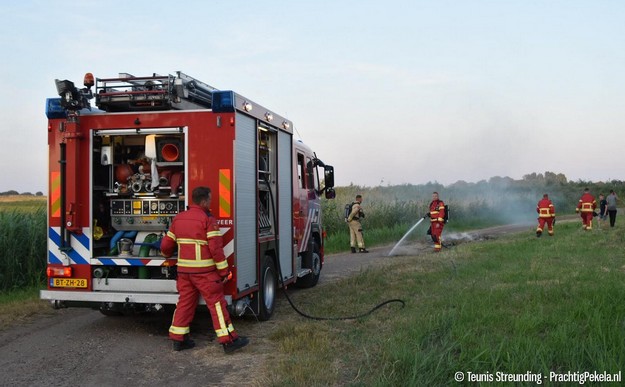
[264, 221, 625, 385]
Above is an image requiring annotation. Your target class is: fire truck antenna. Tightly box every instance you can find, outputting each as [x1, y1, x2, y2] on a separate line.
[293, 124, 303, 140]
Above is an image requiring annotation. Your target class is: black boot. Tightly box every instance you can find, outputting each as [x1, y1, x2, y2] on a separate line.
[359, 248, 369, 253]
[173, 338, 196, 351]
[536, 231, 542, 238]
[351, 247, 357, 253]
[223, 336, 249, 354]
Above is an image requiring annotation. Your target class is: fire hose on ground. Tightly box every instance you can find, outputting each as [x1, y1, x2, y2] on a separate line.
[264, 175, 405, 321]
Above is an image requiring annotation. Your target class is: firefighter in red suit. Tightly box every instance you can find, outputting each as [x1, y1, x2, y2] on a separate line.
[161, 186, 249, 353]
[576, 187, 597, 230]
[536, 193, 556, 237]
[427, 192, 446, 252]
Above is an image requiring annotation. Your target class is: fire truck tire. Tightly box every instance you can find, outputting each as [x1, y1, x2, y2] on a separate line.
[258, 255, 277, 321]
[295, 240, 321, 288]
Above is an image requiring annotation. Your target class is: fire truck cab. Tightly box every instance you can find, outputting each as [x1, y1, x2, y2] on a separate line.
[41, 72, 335, 320]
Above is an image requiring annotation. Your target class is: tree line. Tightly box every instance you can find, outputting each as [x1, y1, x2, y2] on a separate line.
[0, 191, 44, 196]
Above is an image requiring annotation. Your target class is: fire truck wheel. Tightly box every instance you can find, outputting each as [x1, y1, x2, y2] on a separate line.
[258, 255, 277, 321]
[295, 240, 321, 288]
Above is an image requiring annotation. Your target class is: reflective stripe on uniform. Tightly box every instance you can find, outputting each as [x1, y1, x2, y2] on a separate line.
[215, 323, 235, 338]
[176, 238, 209, 264]
[169, 325, 190, 335]
[177, 258, 216, 267]
[538, 208, 554, 217]
[167, 231, 176, 240]
[174, 237, 227, 270]
[215, 301, 228, 337]
[177, 238, 208, 245]
[581, 203, 594, 211]
[207, 230, 221, 238]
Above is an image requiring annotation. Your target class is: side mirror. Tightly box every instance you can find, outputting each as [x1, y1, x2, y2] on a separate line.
[325, 188, 336, 200]
[324, 165, 334, 188]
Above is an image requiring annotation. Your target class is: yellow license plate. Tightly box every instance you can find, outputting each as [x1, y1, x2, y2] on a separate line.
[51, 278, 88, 288]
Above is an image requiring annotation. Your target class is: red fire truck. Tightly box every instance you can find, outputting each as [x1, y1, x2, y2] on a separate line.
[40, 72, 335, 320]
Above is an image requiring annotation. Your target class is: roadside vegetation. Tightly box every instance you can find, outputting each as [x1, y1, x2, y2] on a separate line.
[264, 220, 625, 385]
[0, 286, 52, 330]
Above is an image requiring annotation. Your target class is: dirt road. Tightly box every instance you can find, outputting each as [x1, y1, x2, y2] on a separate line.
[0, 222, 535, 387]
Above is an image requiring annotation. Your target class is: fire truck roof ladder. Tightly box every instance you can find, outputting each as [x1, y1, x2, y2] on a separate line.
[95, 71, 217, 112]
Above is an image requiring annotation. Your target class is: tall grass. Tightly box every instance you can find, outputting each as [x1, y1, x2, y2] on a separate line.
[264, 221, 625, 385]
[0, 206, 47, 291]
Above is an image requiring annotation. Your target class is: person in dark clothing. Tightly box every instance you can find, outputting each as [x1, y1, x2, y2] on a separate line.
[598, 194, 607, 229]
[606, 190, 619, 227]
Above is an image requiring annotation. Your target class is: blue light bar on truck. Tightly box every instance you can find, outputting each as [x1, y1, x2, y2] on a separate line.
[46, 98, 66, 119]
[211, 90, 236, 113]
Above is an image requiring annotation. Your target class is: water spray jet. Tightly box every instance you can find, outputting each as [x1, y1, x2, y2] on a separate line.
[388, 216, 426, 256]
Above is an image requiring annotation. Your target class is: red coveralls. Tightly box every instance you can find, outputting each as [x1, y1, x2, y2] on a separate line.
[576, 193, 596, 230]
[161, 205, 239, 345]
[536, 197, 555, 236]
[429, 200, 446, 252]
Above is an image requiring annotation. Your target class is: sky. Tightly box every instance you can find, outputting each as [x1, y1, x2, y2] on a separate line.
[1, 0, 624, 193]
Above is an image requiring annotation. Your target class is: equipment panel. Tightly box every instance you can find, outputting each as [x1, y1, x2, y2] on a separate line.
[111, 199, 184, 230]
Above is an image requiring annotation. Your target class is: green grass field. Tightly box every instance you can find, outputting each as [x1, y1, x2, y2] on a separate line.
[264, 221, 625, 386]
